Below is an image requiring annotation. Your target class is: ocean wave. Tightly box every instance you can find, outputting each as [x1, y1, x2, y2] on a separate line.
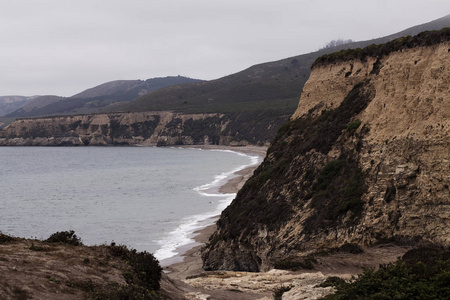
[153, 149, 261, 264]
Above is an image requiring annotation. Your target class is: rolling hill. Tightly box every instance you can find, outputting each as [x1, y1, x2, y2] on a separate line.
[5, 76, 203, 119]
[113, 14, 450, 116]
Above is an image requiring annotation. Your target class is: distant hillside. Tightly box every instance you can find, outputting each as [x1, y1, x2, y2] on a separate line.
[72, 76, 202, 99]
[0, 96, 33, 116]
[8, 95, 66, 117]
[5, 76, 203, 118]
[114, 15, 450, 116]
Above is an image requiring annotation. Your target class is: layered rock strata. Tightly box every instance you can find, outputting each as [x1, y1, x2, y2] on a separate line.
[202, 30, 450, 271]
[0, 111, 285, 146]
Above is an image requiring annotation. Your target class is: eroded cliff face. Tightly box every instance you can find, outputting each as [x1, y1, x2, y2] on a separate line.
[202, 34, 450, 272]
[0, 110, 284, 146]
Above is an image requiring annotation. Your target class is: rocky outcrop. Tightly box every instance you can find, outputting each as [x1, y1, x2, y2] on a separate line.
[202, 29, 450, 271]
[0, 110, 285, 146]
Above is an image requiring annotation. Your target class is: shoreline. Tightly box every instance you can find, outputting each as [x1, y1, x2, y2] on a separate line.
[163, 145, 267, 280]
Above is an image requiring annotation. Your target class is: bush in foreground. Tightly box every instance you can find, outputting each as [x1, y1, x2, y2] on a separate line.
[43, 231, 163, 299]
[322, 247, 450, 299]
[93, 243, 163, 298]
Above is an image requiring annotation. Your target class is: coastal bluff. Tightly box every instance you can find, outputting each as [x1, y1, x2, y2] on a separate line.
[202, 29, 450, 272]
[0, 111, 283, 147]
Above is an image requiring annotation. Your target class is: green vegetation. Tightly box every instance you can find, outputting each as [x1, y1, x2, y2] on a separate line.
[346, 120, 362, 135]
[269, 80, 375, 158]
[322, 247, 450, 299]
[319, 276, 346, 288]
[217, 80, 375, 242]
[6, 77, 203, 119]
[305, 156, 366, 233]
[87, 283, 163, 300]
[44, 233, 163, 299]
[313, 159, 347, 192]
[0, 232, 15, 243]
[29, 243, 46, 252]
[313, 28, 450, 68]
[204, 81, 377, 272]
[108, 243, 162, 292]
[61, 242, 163, 300]
[45, 230, 83, 246]
[273, 256, 317, 271]
[181, 116, 222, 144]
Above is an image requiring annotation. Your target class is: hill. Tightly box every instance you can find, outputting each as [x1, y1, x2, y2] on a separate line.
[0, 96, 33, 116]
[114, 14, 450, 115]
[5, 76, 203, 119]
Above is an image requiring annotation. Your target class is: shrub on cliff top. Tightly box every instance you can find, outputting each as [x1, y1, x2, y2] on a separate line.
[45, 230, 83, 246]
[109, 243, 162, 292]
[0, 232, 15, 244]
[313, 27, 450, 68]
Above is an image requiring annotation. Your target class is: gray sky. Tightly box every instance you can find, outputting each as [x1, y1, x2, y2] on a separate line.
[1, 0, 449, 97]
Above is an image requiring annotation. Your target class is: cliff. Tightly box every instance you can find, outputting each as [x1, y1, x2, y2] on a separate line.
[202, 29, 450, 272]
[0, 110, 286, 146]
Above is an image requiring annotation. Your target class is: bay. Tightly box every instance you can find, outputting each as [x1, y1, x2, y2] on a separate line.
[0, 146, 259, 264]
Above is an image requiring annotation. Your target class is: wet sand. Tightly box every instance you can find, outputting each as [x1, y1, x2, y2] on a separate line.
[164, 145, 267, 280]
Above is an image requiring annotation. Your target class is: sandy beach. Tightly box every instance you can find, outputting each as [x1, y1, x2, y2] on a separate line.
[164, 145, 267, 280]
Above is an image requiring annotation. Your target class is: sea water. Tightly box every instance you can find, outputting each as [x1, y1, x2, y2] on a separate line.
[0, 146, 260, 265]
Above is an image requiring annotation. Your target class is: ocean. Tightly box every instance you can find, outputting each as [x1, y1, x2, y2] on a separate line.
[0, 146, 260, 265]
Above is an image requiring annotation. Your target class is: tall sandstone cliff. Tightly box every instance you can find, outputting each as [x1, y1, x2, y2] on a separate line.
[202, 30, 450, 272]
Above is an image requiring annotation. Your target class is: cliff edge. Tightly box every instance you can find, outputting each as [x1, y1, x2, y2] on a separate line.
[202, 29, 450, 272]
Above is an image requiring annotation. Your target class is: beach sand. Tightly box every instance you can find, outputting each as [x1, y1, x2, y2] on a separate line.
[164, 145, 267, 280]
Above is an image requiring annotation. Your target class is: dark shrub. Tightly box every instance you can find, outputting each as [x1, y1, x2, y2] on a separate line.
[319, 276, 346, 288]
[274, 256, 316, 271]
[323, 247, 450, 299]
[0, 233, 15, 244]
[346, 120, 362, 135]
[45, 230, 82, 246]
[109, 244, 162, 291]
[338, 243, 364, 254]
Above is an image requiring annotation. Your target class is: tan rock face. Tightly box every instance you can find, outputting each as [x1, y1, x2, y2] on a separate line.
[0, 108, 287, 146]
[0, 112, 255, 146]
[202, 41, 450, 272]
[292, 42, 450, 247]
[295, 43, 450, 140]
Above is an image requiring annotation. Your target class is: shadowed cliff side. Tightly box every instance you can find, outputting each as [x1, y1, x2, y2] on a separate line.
[202, 29, 450, 272]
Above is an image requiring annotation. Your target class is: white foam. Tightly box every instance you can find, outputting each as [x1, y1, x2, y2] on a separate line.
[153, 149, 261, 264]
[194, 150, 260, 195]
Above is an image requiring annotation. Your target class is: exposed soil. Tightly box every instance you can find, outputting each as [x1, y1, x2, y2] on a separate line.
[0, 237, 128, 299]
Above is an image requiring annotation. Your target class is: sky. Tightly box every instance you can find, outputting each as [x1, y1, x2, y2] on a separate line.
[1, 0, 449, 97]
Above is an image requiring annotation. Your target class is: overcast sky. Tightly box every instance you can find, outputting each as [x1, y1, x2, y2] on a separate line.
[1, 0, 449, 97]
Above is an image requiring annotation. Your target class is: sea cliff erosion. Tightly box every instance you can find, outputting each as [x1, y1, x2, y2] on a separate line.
[0, 111, 284, 146]
[202, 29, 450, 272]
